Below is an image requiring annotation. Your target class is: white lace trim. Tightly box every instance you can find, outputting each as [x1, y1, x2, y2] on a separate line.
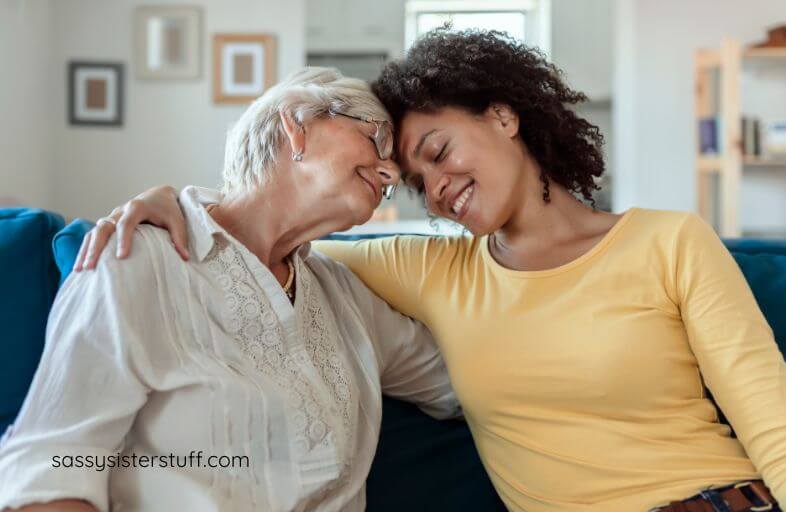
[205, 239, 354, 464]
[298, 258, 354, 438]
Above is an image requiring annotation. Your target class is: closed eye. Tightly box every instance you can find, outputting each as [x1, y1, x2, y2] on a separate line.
[435, 143, 448, 163]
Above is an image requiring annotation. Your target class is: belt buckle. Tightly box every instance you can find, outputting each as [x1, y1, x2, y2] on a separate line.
[733, 481, 774, 511]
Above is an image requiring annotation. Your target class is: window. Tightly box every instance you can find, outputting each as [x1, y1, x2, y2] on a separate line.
[405, 0, 550, 55]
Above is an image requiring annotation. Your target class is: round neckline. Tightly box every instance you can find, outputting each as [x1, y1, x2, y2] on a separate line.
[479, 208, 638, 279]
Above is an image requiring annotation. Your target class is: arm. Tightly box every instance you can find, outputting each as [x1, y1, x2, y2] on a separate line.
[0, 234, 161, 511]
[313, 235, 440, 323]
[323, 256, 460, 419]
[675, 214, 786, 506]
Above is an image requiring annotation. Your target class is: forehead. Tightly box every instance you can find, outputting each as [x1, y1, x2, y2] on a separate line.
[396, 108, 464, 172]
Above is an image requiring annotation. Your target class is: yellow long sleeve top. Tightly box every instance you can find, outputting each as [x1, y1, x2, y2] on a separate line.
[315, 208, 786, 511]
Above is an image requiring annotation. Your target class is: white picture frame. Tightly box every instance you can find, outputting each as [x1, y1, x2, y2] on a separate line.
[134, 5, 202, 80]
[213, 34, 277, 104]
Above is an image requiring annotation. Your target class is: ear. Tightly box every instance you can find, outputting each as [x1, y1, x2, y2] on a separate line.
[279, 109, 306, 157]
[485, 103, 519, 138]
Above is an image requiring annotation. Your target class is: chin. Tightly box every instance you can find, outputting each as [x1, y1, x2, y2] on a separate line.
[460, 214, 502, 237]
[344, 201, 375, 227]
[463, 224, 491, 236]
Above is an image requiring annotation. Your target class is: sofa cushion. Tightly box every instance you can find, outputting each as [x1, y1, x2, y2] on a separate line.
[0, 208, 64, 434]
[52, 219, 94, 285]
[726, 249, 786, 354]
[367, 398, 506, 511]
[723, 238, 786, 256]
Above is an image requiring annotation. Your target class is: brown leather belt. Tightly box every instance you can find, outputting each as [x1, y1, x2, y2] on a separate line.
[654, 481, 778, 512]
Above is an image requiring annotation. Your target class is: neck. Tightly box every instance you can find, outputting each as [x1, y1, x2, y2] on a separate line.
[210, 172, 349, 267]
[492, 157, 596, 253]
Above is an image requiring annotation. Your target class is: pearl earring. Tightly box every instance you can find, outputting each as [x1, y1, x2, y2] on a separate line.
[292, 151, 303, 162]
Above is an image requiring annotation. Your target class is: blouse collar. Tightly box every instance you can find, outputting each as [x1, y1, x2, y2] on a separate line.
[179, 186, 312, 263]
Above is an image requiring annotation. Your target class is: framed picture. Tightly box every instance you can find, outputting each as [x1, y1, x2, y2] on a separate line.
[213, 34, 276, 104]
[68, 61, 124, 127]
[134, 6, 202, 79]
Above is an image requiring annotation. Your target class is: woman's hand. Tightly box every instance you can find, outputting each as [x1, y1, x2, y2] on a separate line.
[74, 185, 189, 271]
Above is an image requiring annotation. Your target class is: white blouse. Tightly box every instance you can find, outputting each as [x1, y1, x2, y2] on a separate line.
[0, 187, 459, 512]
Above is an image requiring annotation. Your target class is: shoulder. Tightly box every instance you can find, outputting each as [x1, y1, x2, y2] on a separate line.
[61, 225, 181, 296]
[625, 208, 714, 244]
[105, 225, 180, 274]
[624, 209, 724, 275]
[305, 248, 354, 281]
[627, 207, 698, 229]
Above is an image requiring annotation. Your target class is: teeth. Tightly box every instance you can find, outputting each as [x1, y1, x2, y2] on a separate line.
[451, 185, 474, 215]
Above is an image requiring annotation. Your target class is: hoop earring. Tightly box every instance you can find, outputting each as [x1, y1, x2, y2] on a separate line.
[292, 151, 303, 162]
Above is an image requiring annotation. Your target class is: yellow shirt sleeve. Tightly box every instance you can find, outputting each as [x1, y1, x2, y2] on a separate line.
[675, 214, 786, 504]
[312, 236, 437, 321]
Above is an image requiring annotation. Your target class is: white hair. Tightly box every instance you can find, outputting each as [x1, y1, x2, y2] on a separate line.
[221, 66, 391, 194]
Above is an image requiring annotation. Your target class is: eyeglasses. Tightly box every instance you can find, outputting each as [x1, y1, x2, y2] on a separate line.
[329, 109, 397, 199]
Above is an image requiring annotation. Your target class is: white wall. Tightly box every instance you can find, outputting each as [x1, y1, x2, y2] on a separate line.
[551, 0, 614, 210]
[306, 0, 406, 58]
[47, 0, 305, 219]
[614, 0, 786, 232]
[551, 0, 613, 101]
[0, 0, 53, 208]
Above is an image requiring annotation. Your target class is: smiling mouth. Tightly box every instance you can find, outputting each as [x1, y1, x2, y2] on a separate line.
[359, 174, 379, 203]
[451, 181, 475, 219]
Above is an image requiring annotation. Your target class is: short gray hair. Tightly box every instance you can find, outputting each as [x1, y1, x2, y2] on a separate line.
[221, 67, 391, 194]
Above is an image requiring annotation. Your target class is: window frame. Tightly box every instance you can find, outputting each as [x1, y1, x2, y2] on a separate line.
[404, 0, 551, 56]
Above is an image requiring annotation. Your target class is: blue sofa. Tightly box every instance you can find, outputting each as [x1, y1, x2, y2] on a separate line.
[2, 207, 785, 511]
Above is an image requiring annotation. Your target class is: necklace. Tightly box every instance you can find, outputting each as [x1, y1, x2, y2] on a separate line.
[282, 258, 295, 300]
[209, 203, 295, 300]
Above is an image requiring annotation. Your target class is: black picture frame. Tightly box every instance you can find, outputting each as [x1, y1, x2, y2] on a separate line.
[68, 61, 124, 127]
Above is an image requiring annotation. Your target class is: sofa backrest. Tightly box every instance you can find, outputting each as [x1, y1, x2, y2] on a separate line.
[0, 208, 64, 434]
[723, 238, 786, 353]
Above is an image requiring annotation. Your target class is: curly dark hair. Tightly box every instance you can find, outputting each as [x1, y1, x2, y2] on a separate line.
[371, 27, 604, 205]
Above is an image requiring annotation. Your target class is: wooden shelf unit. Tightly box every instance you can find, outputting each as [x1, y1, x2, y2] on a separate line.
[743, 156, 786, 167]
[694, 38, 786, 237]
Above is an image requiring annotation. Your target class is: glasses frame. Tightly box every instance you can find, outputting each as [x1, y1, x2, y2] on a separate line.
[329, 109, 397, 200]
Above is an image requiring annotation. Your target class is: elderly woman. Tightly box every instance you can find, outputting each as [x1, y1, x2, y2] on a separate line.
[0, 67, 459, 512]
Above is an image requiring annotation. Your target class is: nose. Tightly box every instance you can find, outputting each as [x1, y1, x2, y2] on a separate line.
[431, 174, 451, 205]
[375, 159, 401, 185]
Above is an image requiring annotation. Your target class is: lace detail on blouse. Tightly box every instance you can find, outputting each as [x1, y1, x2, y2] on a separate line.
[205, 239, 352, 459]
[298, 260, 355, 439]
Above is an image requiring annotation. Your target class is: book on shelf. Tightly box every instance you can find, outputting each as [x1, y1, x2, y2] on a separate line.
[698, 116, 786, 161]
[741, 116, 762, 157]
[698, 116, 721, 155]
